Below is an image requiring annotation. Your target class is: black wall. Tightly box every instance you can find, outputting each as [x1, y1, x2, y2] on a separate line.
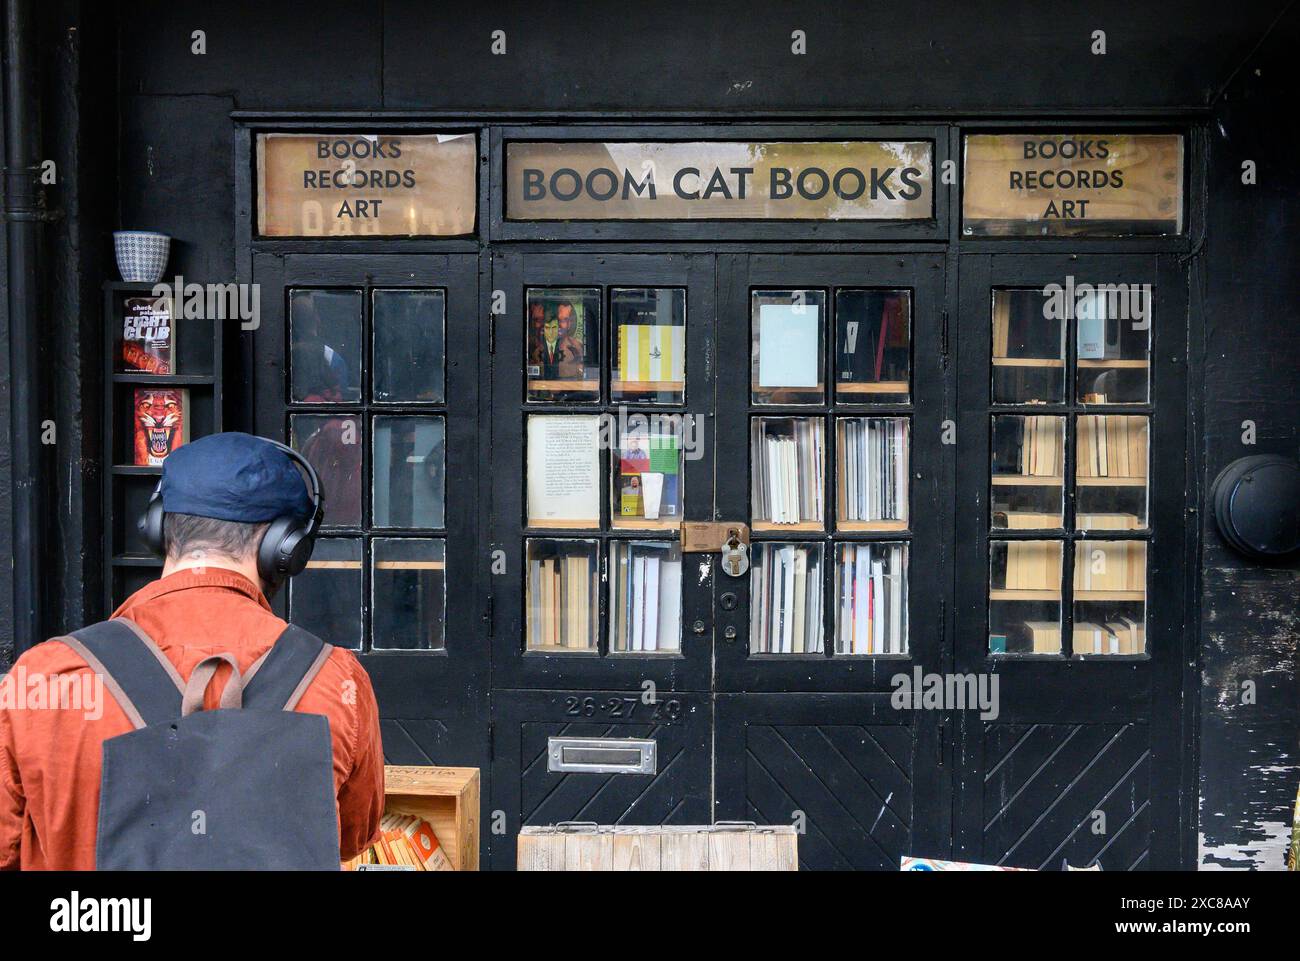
[12, 0, 1297, 865]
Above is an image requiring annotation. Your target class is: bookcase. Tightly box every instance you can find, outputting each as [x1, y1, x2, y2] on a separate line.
[101, 281, 223, 613]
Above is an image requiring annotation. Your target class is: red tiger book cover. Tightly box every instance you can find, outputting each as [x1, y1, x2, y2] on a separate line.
[132, 388, 190, 466]
[118, 296, 174, 374]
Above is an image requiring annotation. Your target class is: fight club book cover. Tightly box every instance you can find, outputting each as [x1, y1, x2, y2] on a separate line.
[118, 296, 175, 374]
[132, 388, 190, 466]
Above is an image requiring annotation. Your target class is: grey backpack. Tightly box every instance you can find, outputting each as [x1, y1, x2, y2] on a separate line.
[59, 618, 341, 870]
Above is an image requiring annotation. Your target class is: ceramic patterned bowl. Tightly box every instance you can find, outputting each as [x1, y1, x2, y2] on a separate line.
[113, 231, 170, 283]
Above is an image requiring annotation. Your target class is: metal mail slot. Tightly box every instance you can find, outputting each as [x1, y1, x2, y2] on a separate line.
[547, 737, 657, 775]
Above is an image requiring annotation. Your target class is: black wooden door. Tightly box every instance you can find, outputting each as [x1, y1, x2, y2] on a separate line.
[952, 253, 1190, 870]
[252, 252, 489, 772]
[486, 251, 717, 867]
[712, 252, 953, 868]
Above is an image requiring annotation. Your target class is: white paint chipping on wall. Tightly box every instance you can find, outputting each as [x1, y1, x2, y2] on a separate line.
[1199, 819, 1291, 870]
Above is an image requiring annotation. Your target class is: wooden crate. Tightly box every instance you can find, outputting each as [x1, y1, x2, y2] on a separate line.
[381, 765, 480, 871]
[518, 823, 797, 871]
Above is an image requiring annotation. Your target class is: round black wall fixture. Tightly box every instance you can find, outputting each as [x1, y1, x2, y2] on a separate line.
[1209, 455, 1300, 558]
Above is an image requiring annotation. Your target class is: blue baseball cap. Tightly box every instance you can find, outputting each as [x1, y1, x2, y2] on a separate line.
[160, 432, 312, 523]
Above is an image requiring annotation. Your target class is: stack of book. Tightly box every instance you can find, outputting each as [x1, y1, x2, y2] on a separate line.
[527, 551, 596, 649]
[835, 544, 907, 654]
[837, 418, 908, 522]
[750, 545, 824, 654]
[343, 813, 454, 871]
[611, 544, 682, 652]
[752, 420, 824, 524]
[1022, 621, 1062, 653]
[1077, 415, 1146, 479]
[1072, 618, 1145, 655]
[1073, 541, 1145, 592]
[1017, 416, 1064, 477]
[1000, 541, 1062, 591]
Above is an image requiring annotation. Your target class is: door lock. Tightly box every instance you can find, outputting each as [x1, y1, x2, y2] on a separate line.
[721, 530, 749, 577]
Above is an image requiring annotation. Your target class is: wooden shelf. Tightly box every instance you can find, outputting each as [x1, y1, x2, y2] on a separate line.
[380, 766, 480, 871]
[752, 519, 824, 532]
[374, 560, 446, 571]
[1076, 476, 1147, 486]
[754, 384, 824, 393]
[1075, 590, 1145, 601]
[528, 378, 600, 393]
[112, 373, 215, 386]
[611, 380, 684, 393]
[992, 474, 1063, 486]
[527, 518, 601, 530]
[990, 589, 1062, 601]
[612, 518, 682, 531]
[992, 357, 1064, 368]
[526, 643, 598, 654]
[835, 381, 909, 394]
[837, 519, 909, 532]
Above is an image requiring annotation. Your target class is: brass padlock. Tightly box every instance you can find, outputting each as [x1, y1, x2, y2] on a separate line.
[720, 529, 749, 577]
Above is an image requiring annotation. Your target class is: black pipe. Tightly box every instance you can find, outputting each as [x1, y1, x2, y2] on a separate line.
[4, 0, 43, 652]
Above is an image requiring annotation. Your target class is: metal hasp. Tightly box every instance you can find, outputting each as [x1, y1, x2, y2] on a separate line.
[547, 737, 657, 775]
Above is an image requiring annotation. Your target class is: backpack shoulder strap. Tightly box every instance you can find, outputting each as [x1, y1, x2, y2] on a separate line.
[242, 624, 332, 712]
[56, 618, 184, 729]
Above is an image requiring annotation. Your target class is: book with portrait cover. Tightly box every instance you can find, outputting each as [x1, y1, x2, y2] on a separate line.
[132, 387, 190, 466]
[118, 296, 174, 374]
[525, 289, 600, 383]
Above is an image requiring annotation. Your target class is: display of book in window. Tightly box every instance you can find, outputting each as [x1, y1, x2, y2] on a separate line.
[117, 295, 175, 374]
[991, 414, 1065, 529]
[131, 387, 190, 466]
[751, 417, 824, 530]
[525, 540, 598, 651]
[834, 289, 910, 401]
[611, 287, 686, 402]
[1075, 414, 1149, 530]
[834, 542, 908, 654]
[1072, 540, 1147, 655]
[610, 541, 682, 653]
[525, 287, 601, 401]
[991, 289, 1065, 404]
[988, 539, 1063, 654]
[613, 428, 682, 529]
[836, 417, 908, 530]
[749, 543, 824, 654]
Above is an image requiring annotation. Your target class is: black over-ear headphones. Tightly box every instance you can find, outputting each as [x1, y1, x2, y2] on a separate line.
[138, 438, 325, 586]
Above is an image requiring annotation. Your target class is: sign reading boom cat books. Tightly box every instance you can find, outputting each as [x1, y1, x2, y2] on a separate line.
[257, 133, 477, 236]
[506, 141, 933, 220]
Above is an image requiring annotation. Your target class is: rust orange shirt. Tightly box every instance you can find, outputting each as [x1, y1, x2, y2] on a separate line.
[0, 568, 385, 870]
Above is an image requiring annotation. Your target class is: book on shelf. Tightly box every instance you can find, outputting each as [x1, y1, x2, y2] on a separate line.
[617, 431, 681, 521]
[528, 551, 595, 649]
[757, 303, 820, 388]
[1008, 415, 1063, 478]
[526, 289, 599, 384]
[835, 543, 906, 655]
[837, 418, 908, 522]
[752, 420, 823, 524]
[119, 296, 175, 374]
[1002, 541, 1061, 591]
[751, 545, 823, 654]
[617, 323, 685, 385]
[1073, 541, 1145, 592]
[612, 543, 681, 652]
[343, 813, 454, 871]
[1078, 415, 1146, 479]
[1023, 620, 1062, 653]
[132, 387, 190, 466]
[1072, 617, 1144, 655]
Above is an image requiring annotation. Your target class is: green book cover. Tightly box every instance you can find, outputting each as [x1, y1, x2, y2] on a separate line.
[648, 434, 679, 474]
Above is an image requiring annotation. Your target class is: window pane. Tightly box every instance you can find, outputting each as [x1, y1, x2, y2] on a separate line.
[526, 539, 598, 652]
[749, 542, 824, 654]
[526, 288, 600, 402]
[751, 290, 826, 405]
[612, 422, 683, 530]
[992, 289, 1064, 404]
[290, 289, 361, 403]
[372, 538, 445, 651]
[989, 539, 1062, 654]
[373, 415, 445, 529]
[1076, 415, 1149, 530]
[290, 537, 362, 650]
[373, 289, 446, 403]
[834, 289, 910, 403]
[834, 542, 908, 654]
[1072, 540, 1147, 655]
[1076, 286, 1150, 404]
[611, 288, 686, 404]
[835, 416, 909, 530]
[751, 417, 825, 530]
[609, 540, 682, 653]
[291, 413, 363, 528]
[991, 414, 1065, 529]
[526, 414, 601, 528]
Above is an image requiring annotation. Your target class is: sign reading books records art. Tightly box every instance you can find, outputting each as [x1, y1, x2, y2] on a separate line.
[963, 134, 1184, 236]
[132, 388, 189, 466]
[118, 296, 173, 374]
[256, 133, 476, 237]
[506, 141, 933, 221]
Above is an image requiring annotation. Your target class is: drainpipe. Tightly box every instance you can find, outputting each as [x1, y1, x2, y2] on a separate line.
[4, 0, 44, 652]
